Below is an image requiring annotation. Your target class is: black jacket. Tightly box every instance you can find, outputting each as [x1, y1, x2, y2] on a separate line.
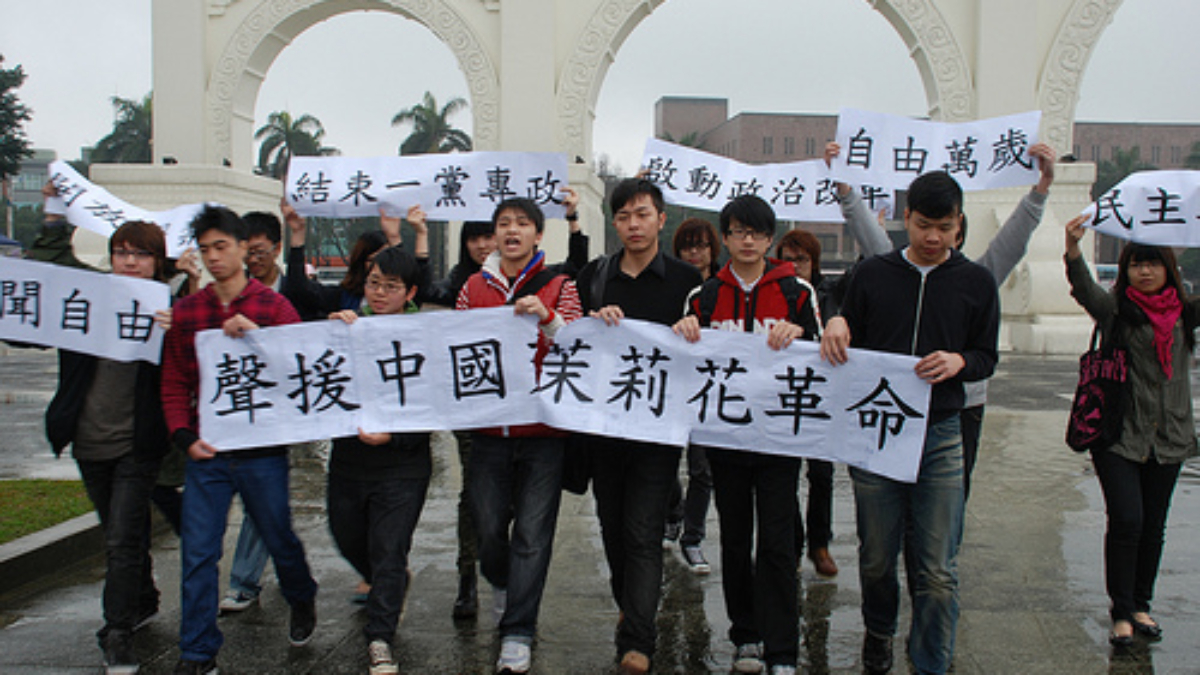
[46, 350, 171, 461]
[839, 249, 999, 421]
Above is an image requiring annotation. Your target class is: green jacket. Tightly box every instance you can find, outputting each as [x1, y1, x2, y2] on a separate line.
[1066, 254, 1200, 464]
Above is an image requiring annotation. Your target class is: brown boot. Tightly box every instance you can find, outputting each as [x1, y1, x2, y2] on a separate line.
[808, 547, 839, 577]
[618, 650, 650, 674]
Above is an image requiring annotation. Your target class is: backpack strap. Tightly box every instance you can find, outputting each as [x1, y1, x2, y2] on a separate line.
[508, 269, 558, 305]
[696, 279, 721, 327]
[588, 253, 615, 310]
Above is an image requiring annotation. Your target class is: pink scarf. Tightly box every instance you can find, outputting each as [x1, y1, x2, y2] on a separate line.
[1125, 285, 1182, 379]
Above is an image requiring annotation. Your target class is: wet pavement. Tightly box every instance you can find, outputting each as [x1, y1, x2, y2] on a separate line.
[1, 345, 1199, 674]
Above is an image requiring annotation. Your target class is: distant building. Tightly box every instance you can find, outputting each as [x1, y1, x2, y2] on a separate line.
[9, 149, 58, 208]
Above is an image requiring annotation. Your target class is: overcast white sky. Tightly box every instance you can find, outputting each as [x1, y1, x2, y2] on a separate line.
[2, 0, 1198, 174]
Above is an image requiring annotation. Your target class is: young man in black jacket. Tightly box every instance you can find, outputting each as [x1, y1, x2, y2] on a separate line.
[820, 171, 999, 675]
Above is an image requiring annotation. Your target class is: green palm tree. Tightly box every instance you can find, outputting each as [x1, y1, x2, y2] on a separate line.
[91, 94, 153, 163]
[390, 92, 472, 155]
[254, 111, 337, 179]
[660, 130, 705, 150]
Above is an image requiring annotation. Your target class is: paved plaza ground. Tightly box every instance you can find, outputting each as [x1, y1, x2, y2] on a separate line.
[1, 346, 1198, 673]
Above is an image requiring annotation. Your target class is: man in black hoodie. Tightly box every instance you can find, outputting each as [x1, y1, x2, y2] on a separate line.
[820, 171, 999, 675]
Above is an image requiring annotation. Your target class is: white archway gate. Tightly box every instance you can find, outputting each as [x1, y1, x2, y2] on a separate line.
[118, 0, 1124, 352]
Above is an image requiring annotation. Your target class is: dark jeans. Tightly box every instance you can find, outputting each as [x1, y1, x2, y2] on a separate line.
[1090, 449, 1182, 624]
[590, 436, 682, 658]
[960, 405, 985, 501]
[76, 454, 161, 637]
[708, 448, 800, 668]
[179, 453, 317, 661]
[666, 444, 712, 546]
[454, 430, 478, 575]
[469, 434, 564, 641]
[327, 471, 430, 643]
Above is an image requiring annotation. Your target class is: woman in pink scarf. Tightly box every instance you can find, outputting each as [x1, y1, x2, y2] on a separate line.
[1065, 214, 1200, 648]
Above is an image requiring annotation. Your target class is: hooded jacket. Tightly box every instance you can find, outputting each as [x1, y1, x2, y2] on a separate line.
[686, 259, 821, 339]
[839, 248, 1000, 422]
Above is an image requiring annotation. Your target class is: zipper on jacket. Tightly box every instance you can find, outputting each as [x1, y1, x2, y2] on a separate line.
[909, 271, 928, 356]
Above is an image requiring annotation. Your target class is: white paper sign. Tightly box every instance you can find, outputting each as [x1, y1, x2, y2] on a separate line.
[195, 309, 931, 482]
[1080, 170, 1200, 247]
[285, 152, 570, 221]
[830, 108, 1042, 192]
[46, 161, 209, 258]
[639, 138, 893, 223]
[0, 256, 170, 363]
[537, 318, 931, 483]
[196, 307, 541, 451]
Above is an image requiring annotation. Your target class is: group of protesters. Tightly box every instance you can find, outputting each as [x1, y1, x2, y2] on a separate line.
[22, 134, 1196, 675]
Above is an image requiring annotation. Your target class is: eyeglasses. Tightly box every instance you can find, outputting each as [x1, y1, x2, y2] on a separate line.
[781, 254, 812, 264]
[365, 276, 407, 295]
[728, 227, 770, 242]
[112, 249, 154, 261]
[247, 245, 278, 260]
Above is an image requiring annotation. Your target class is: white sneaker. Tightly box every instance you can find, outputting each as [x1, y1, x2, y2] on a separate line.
[495, 638, 531, 674]
[367, 639, 398, 675]
[733, 642, 765, 673]
[218, 590, 258, 613]
[492, 587, 507, 627]
[769, 666, 797, 675]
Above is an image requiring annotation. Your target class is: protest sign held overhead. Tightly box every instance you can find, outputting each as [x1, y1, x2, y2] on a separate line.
[1081, 170, 1200, 247]
[285, 152, 570, 221]
[829, 108, 1042, 192]
[46, 161, 209, 258]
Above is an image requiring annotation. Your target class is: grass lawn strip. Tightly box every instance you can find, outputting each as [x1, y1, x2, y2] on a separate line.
[0, 479, 92, 545]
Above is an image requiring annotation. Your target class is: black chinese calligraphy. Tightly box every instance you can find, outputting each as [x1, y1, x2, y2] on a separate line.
[1, 280, 41, 327]
[60, 288, 90, 334]
[893, 136, 929, 174]
[339, 170, 378, 207]
[211, 353, 277, 423]
[288, 348, 361, 414]
[846, 128, 874, 170]
[845, 377, 924, 451]
[1092, 189, 1134, 230]
[377, 340, 426, 406]
[435, 165, 470, 207]
[989, 128, 1033, 173]
[450, 339, 504, 400]
[689, 357, 751, 425]
[292, 171, 333, 203]
[479, 166, 518, 204]
[764, 365, 831, 434]
[607, 345, 671, 417]
[116, 299, 156, 343]
[533, 338, 593, 404]
[942, 136, 979, 178]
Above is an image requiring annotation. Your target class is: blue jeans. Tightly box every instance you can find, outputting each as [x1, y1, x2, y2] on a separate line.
[179, 453, 317, 661]
[850, 416, 964, 675]
[590, 436, 682, 658]
[469, 434, 564, 642]
[228, 511, 270, 597]
[76, 454, 161, 636]
[327, 471, 429, 642]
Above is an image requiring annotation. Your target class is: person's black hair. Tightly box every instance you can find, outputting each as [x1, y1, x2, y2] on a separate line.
[341, 230, 389, 294]
[609, 178, 665, 215]
[906, 171, 963, 220]
[369, 245, 420, 290]
[243, 211, 282, 245]
[956, 213, 970, 248]
[492, 197, 545, 233]
[191, 204, 248, 242]
[458, 220, 494, 266]
[719, 194, 776, 238]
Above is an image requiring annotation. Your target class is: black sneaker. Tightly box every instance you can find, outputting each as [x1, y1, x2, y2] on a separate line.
[172, 657, 218, 675]
[681, 544, 711, 575]
[101, 630, 138, 675]
[663, 520, 683, 548]
[289, 599, 317, 646]
[862, 632, 893, 674]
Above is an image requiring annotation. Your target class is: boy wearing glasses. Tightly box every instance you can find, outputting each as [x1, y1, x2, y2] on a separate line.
[325, 246, 431, 675]
[672, 194, 820, 675]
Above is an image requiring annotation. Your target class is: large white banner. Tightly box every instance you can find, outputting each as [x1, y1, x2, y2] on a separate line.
[195, 311, 931, 482]
[46, 161, 209, 258]
[285, 152, 570, 221]
[536, 318, 930, 483]
[0, 257, 170, 363]
[196, 308, 541, 451]
[1081, 170, 1200, 247]
[639, 138, 893, 223]
[830, 108, 1042, 192]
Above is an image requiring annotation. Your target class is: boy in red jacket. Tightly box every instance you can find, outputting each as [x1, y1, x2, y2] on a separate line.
[673, 194, 820, 675]
[454, 197, 581, 674]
